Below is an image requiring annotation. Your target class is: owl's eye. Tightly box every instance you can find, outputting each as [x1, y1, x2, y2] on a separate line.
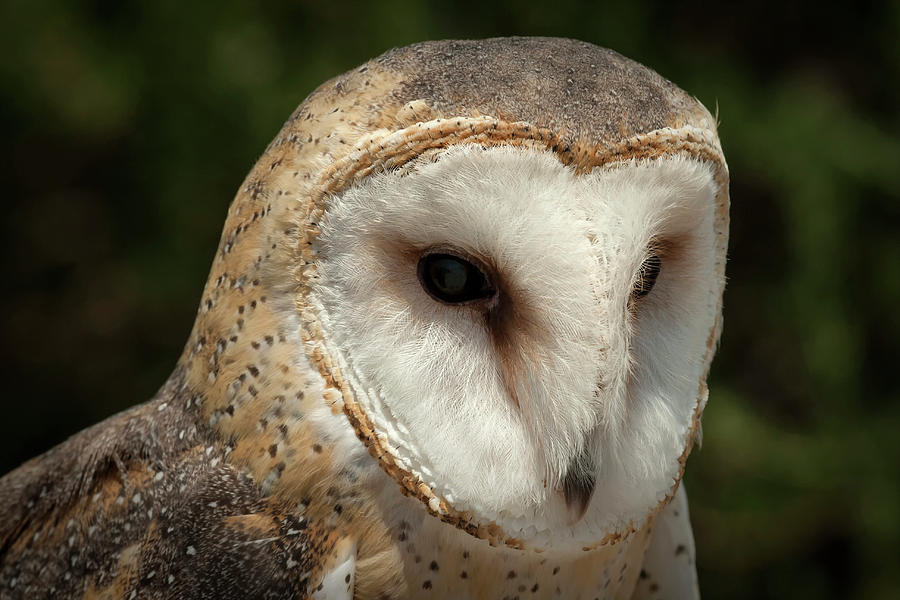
[418, 252, 496, 305]
[633, 254, 661, 299]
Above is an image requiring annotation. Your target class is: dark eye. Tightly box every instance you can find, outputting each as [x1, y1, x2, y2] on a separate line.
[633, 254, 661, 299]
[418, 252, 496, 305]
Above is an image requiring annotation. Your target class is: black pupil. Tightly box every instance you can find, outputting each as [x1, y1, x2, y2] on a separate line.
[634, 254, 661, 298]
[419, 254, 493, 304]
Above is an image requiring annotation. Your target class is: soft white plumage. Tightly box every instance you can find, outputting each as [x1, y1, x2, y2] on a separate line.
[310, 146, 719, 550]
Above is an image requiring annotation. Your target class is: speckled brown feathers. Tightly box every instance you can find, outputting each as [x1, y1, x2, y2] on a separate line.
[1, 37, 727, 599]
[377, 38, 712, 147]
[0, 372, 343, 599]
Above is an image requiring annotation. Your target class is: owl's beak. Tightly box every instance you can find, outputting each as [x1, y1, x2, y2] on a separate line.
[561, 450, 596, 524]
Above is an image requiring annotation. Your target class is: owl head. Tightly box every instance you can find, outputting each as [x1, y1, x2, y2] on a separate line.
[185, 37, 728, 555]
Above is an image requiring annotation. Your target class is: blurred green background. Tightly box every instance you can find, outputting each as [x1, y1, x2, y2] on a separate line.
[1, 1, 898, 597]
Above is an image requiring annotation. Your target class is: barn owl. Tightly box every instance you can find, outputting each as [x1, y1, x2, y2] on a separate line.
[0, 37, 728, 599]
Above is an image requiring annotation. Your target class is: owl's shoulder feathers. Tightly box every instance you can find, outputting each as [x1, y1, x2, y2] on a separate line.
[0, 372, 344, 599]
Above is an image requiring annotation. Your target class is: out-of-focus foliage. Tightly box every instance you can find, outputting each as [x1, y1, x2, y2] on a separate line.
[1, 1, 897, 597]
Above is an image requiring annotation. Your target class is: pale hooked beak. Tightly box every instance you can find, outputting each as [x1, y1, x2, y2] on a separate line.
[561, 447, 596, 524]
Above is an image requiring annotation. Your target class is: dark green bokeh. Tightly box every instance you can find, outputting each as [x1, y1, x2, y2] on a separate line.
[1, 1, 897, 597]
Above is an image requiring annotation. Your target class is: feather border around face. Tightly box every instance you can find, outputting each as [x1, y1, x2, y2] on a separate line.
[296, 115, 728, 550]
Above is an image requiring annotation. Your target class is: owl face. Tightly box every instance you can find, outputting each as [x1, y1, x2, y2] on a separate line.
[309, 144, 720, 550]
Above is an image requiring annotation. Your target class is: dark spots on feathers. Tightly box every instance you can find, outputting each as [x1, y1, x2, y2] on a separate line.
[0, 386, 337, 598]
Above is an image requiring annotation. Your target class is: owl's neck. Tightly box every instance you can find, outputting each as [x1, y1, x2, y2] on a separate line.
[308, 400, 652, 599]
[370, 474, 652, 599]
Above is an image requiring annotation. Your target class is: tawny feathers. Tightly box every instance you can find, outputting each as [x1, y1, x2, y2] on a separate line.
[0, 37, 727, 599]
